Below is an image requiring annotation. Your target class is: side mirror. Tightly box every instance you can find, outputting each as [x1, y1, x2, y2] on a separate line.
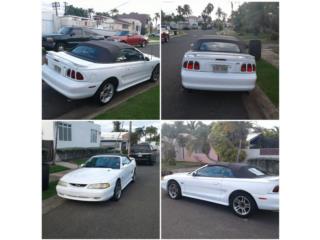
[192, 171, 197, 177]
[144, 56, 150, 61]
[80, 164, 84, 168]
[129, 157, 135, 161]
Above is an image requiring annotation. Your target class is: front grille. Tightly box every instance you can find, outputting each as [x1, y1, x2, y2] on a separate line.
[70, 183, 87, 187]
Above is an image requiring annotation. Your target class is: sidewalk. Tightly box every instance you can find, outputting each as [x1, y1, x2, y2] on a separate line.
[55, 161, 78, 169]
[49, 161, 78, 182]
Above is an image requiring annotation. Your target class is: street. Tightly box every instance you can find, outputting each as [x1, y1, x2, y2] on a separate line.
[42, 43, 159, 119]
[161, 29, 249, 119]
[42, 163, 160, 239]
[161, 191, 279, 239]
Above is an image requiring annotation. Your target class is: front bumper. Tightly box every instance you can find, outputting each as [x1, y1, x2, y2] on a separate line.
[161, 179, 168, 191]
[253, 193, 279, 211]
[42, 64, 98, 99]
[181, 69, 256, 91]
[56, 185, 114, 202]
[42, 41, 56, 50]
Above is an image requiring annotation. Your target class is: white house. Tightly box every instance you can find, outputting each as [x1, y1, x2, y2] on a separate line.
[59, 15, 96, 28]
[42, 121, 101, 149]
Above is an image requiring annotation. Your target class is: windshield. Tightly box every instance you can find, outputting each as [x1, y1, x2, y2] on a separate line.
[115, 31, 129, 36]
[132, 145, 151, 153]
[198, 41, 241, 53]
[84, 156, 120, 169]
[58, 27, 72, 35]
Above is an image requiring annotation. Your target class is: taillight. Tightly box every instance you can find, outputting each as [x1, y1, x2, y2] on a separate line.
[247, 64, 252, 72]
[76, 72, 84, 80]
[273, 185, 279, 193]
[71, 70, 75, 79]
[67, 69, 71, 77]
[194, 61, 200, 70]
[183, 61, 187, 68]
[187, 61, 193, 70]
[253, 64, 256, 72]
[241, 64, 246, 72]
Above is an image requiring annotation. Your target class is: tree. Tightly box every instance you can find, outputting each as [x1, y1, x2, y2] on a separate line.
[112, 121, 121, 132]
[88, 8, 94, 19]
[183, 4, 192, 17]
[201, 3, 214, 26]
[64, 5, 89, 17]
[208, 122, 251, 162]
[145, 126, 158, 142]
[110, 8, 119, 17]
[153, 12, 160, 27]
[134, 127, 145, 140]
[176, 134, 189, 160]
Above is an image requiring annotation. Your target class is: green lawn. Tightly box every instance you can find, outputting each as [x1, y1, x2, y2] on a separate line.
[42, 181, 58, 200]
[49, 165, 69, 174]
[70, 158, 88, 166]
[162, 161, 204, 171]
[256, 59, 279, 107]
[95, 86, 159, 119]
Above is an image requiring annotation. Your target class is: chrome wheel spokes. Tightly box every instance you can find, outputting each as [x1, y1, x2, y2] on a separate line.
[168, 183, 178, 198]
[100, 83, 114, 103]
[233, 196, 251, 216]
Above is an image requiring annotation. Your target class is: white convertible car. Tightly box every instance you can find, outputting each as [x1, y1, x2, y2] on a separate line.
[42, 40, 159, 105]
[56, 154, 136, 202]
[181, 36, 260, 92]
[161, 163, 279, 217]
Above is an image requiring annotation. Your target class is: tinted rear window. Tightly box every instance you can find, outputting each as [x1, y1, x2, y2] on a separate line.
[198, 41, 241, 53]
[132, 145, 151, 152]
[69, 45, 114, 63]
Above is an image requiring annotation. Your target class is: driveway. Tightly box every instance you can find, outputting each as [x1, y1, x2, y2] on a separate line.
[161, 29, 250, 119]
[42, 163, 160, 239]
[161, 191, 279, 239]
[42, 44, 159, 119]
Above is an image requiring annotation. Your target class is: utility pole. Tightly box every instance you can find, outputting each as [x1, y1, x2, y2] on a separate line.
[52, 2, 60, 16]
[128, 121, 132, 156]
[63, 2, 68, 15]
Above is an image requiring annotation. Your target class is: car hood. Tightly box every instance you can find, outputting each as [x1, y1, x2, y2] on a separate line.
[164, 172, 190, 180]
[110, 35, 126, 40]
[143, 53, 160, 61]
[43, 34, 65, 39]
[61, 168, 120, 184]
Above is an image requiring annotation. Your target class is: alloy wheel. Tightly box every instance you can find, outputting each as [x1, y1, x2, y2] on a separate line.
[100, 83, 114, 103]
[168, 182, 179, 199]
[233, 195, 251, 216]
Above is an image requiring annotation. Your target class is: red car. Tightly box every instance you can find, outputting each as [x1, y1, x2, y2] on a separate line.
[161, 27, 170, 43]
[110, 31, 148, 47]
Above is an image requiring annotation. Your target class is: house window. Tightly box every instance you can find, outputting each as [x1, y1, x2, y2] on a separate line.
[122, 24, 129, 29]
[91, 129, 98, 143]
[58, 123, 72, 141]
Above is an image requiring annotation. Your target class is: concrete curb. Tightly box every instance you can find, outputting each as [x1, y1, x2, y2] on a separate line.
[43, 195, 64, 215]
[58, 83, 158, 119]
[242, 86, 279, 119]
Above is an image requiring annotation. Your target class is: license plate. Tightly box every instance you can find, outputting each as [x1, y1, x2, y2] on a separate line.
[213, 64, 228, 73]
[54, 65, 61, 73]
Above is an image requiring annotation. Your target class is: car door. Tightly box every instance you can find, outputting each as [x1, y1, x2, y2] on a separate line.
[121, 157, 133, 187]
[182, 166, 226, 203]
[116, 48, 149, 87]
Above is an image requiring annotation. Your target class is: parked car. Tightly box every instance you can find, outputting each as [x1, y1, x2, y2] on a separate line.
[109, 31, 148, 47]
[42, 26, 104, 51]
[161, 163, 279, 217]
[129, 143, 158, 165]
[56, 154, 136, 202]
[161, 27, 170, 43]
[42, 40, 160, 105]
[181, 35, 261, 92]
[150, 31, 160, 37]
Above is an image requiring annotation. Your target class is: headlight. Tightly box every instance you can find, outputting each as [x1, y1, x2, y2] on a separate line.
[46, 37, 54, 42]
[58, 180, 68, 187]
[87, 183, 110, 189]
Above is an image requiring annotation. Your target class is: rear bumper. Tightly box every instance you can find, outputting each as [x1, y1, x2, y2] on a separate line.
[42, 64, 98, 99]
[181, 69, 256, 91]
[56, 185, 114, 202]
[253, 193, 279, 211]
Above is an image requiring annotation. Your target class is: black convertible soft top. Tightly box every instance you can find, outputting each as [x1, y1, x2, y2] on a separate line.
[206, 162, 267, 178]
[69, 40, 134, 63]
[192, 35, 247, 53]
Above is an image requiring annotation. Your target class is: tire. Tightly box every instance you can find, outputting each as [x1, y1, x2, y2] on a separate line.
[230, 192, 257, 218]
[141, 41, 147, 48]
[55, 42, 65, 52]
[150, 65, 159, 82]
[112, 180, 122, 201]
[167, 180, 182, 200]
[94, 81, 116, 105]
[248, 40, 261, 60]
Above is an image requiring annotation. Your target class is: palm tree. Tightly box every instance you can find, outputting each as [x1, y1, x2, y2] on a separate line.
[183, 4, 192, 17]
[153, 12, 160, 26]
[110, 8, 119, 17]
[216, 7, 223, 20]
[88, 8, 94, 19]
[145, 126, 158, 142]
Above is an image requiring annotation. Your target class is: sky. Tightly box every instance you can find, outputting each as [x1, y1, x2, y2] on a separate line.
[162, 0, 245, 19]
[42, 0, 161, 17]
[162, 120, 279, 129]
[93, 120, 161, 134]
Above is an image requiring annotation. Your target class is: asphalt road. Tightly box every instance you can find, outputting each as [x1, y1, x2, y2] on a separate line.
[161, 191, 279, 239]
[42, 162, 160, 239]
[42, 43, 159, 119]
[161, 30, 249, 119]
